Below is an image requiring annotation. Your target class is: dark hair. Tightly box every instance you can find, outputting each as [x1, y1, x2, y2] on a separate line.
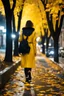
[25, 20, 33, 27]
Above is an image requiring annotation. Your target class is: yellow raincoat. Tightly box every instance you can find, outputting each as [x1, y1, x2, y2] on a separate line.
[19, 28, 36, 68]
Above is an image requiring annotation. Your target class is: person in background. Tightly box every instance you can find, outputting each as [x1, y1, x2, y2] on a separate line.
[19, 20, 36, 83]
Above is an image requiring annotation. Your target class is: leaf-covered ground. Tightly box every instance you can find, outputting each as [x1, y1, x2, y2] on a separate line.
[0, 54, 21, 71]
[0, 53, 64, 96]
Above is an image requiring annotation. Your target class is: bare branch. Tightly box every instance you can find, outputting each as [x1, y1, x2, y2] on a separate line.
[11, 0, 16, 11]
[41, 0, 46, 9]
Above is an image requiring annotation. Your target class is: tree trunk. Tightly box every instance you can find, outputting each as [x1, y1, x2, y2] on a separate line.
[2, 0, 16, 63]
[41, 36, 45, 54]
[4, 12, 12, 62]
[46, 37, 49, 57]
[42, 44, 45, 54]
[54, 38, 59, 63]
[12, 14, 19, 56]
[13, 10, 22, 56]
[14, 32, 19, 56]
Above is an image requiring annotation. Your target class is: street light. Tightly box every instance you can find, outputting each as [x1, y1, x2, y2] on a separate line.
[11, 33, 16, 39]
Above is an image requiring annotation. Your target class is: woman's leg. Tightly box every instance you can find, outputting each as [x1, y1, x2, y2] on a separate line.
[24, 68, 32, 83]
[28, 68, 32, 81]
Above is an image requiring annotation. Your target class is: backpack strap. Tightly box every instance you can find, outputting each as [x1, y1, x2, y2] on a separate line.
[22, 33, 28, 40]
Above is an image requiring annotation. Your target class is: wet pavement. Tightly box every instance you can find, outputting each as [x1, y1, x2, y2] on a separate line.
[0, 53, 64, 96]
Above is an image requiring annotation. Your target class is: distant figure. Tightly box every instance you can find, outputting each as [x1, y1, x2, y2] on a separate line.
[19, 20, 36, 83]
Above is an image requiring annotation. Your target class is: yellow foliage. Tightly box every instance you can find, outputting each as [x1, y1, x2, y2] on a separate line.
[0, 0, 64, 38]
[45, 8, 50, 12]
[46, 4, 50, 8]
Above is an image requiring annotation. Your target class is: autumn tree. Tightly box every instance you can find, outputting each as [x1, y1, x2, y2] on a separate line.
[41, 0, 64, 63]
[36, 0, 51, 55]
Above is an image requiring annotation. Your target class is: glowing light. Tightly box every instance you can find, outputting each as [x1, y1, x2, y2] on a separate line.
[2, 29, 6, 32]
[36, 37, 41, 42]
[44, 43, 46, 46]
[0, 26, 4, 30]
[11, 34, 16, 39]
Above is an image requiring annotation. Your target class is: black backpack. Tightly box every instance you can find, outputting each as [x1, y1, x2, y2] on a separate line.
[18, 35, 30, 55]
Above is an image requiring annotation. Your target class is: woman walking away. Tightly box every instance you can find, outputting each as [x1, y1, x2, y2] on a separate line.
[19, 20, 36, 83]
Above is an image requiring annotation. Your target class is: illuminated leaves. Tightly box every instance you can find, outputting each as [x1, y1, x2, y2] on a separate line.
[0, 0, 5, 15]
[0, 55, 21, 71]
[13, 56, 21, 62]
[44, 0, 64, 32]
[0, 0, 64, 37]
[21, 2, 44, 34]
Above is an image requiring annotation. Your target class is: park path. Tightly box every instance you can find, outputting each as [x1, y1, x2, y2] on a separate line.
[0, 53, 64, 96]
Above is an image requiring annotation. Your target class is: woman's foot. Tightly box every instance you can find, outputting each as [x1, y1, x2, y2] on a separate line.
[26, 79, 31, 83]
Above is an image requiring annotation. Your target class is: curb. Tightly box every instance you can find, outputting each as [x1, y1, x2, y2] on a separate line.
[49, 58, 64, 70]
[0, 60, 21, 89]
[40, 53, 64, 70]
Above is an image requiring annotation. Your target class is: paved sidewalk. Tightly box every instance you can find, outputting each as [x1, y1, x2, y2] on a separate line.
[0, 53, 64, 96]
